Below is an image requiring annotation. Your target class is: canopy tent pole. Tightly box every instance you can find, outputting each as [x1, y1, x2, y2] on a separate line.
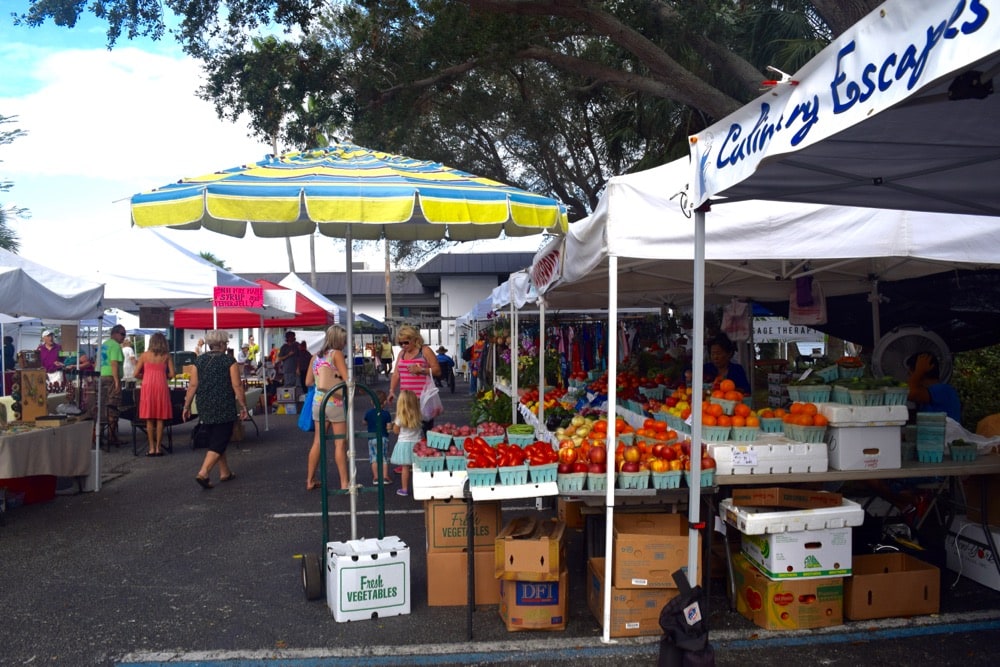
[93, 316, 104, 492]
[601, 254, 619, 644]
[870, 280, 882, 347]
[687, 209, 707, 585]
[510, 289, 518, 424]
[537, 300, 546, 431]
[259, 315, 269, 431]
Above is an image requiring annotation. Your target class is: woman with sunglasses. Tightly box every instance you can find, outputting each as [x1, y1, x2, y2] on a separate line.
[387, 325, 441, 432]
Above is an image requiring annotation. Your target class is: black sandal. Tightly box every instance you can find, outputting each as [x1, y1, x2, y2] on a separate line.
[220, 473, 236, 483]
[195, 476, 213, 490]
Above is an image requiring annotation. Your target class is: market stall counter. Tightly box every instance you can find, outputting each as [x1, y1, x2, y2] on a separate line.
[0, 420, 92, 505]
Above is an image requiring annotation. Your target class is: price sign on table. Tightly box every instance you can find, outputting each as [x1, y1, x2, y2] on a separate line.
[732, 450, 759, 466]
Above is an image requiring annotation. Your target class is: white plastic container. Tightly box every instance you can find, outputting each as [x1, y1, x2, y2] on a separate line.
[326, 536, 411, 622]
[707, 439, 828, 476]
[720, 497, 865, 535]
[818, 403, 908, 426]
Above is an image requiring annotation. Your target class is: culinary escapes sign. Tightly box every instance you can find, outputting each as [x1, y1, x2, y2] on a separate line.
[689, 0, 993, 205]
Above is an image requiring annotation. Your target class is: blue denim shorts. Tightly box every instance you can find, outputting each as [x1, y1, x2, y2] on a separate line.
[368, 437, 390, 462]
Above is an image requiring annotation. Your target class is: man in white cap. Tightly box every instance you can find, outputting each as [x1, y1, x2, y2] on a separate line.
[37, 330, 64, 373]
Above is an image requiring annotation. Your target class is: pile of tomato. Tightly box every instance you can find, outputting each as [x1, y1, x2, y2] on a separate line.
[463, 436, 558, 469]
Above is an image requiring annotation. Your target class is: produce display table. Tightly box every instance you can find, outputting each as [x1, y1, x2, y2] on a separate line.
[715, 453, 1000, 485]
[0, 421, 93, 505]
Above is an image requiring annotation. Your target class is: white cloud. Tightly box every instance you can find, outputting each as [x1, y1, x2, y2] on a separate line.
[1, 43, 379, 273]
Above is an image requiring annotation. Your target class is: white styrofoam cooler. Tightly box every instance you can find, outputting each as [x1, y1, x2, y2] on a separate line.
[326, 536, 410, 621]
[707, 440, 828, 475]
[720, 497, 865, 535]
[818, 403, 908, 426]
[946, 516, 1000, 592]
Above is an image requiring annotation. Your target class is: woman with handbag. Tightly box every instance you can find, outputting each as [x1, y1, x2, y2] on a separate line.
[387, 325, 441, 433]
[182, 330, 249, 489]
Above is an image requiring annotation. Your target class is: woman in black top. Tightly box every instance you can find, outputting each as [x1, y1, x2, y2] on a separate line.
[182, 330, 249, 489]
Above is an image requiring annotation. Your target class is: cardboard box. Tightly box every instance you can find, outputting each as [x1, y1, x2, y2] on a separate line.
[732, 553, 843, 630]
[499, 568, 569, 631]
[426, 549, 501, 606]
[845, 553, 940, 620]
[946, 516, 1000, 592]
[557, 498, 585, 530]
[741, 525, 853, 579]
[731, 487, 843, 509]
[425, 498, 502, 552]
[495, 517, 565, 582]
[587, 558, 678, 637]
[325, 537, 410, 622]
[962, 475, 1000, 523]
[826, 425, 902, 470]
[612, 513, 700, 589]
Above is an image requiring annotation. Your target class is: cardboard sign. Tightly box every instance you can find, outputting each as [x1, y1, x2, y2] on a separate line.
[213, 286, 263, 308]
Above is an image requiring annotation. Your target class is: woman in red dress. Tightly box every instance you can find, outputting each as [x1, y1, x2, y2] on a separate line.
[133, 332, 175, 456]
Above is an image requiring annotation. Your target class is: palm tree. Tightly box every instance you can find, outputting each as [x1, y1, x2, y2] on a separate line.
[199, 251, 229, 270]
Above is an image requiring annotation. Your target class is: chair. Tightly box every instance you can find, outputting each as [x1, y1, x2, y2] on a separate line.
[122, 387, 176, 456]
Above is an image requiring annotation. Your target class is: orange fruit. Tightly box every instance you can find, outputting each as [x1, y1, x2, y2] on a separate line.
[801, 402, 818, 416]
[795, 414, 813, 426]
[758, 408, 775, 419]
[788, 402, 804, 414]
[812, 414, 829, 427]
[731, 415, 746, 428]
[734, 403, 752, 418]
[711, 389, 725, 399]
[719, 379, 736, 393]
[703, 414, 717, 426]
[708, 403, 724, 417]
[773, 408, 788, 418]
[724, 390, 742, 402]
[746, 415, 760, 427]
[716, 414, 732, 427]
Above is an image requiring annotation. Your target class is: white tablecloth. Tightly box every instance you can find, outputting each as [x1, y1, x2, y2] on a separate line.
[0, 420, 92, 478]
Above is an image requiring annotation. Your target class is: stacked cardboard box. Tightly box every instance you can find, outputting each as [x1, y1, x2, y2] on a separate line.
[425, 498, 502, 606]
[586, 513, 699, 637]
[495, 516, 568, 631]
[722, 491, 867, 630]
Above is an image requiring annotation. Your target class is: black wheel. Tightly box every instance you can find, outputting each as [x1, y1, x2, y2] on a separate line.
[302, 552, 324, 600]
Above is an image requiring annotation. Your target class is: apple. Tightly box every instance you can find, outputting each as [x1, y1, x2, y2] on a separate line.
[558, 447, 578, 465]
[588, 462, 607, 474]
[623, 446, 641, 463]
[589, 445, 607, 465]
[649, 458, 669, 473]
[557, 462, 574, 474]
[573, 461, 590, 474]
[701, 455, 717, 470]
[620, 461, 640, 473]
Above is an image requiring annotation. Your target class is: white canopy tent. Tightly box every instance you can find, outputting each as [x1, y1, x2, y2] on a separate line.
[534, 139, 1000, 643]
[677, 0, 1000, 635]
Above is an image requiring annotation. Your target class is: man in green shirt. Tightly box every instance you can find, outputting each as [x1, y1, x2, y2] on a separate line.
[100, 324, 127, 446]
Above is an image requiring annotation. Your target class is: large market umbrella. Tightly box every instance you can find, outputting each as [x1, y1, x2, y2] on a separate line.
[130, 142, 568, 536]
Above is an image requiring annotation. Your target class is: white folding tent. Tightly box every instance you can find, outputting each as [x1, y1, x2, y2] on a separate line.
[677, 0, 1000, 633]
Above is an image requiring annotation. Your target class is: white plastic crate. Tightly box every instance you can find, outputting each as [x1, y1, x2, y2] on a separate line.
[326, 536, 410, 622]
[720, 497, 865, 535]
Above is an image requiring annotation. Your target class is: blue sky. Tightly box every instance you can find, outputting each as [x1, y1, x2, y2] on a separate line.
[0, 10, 360, 273]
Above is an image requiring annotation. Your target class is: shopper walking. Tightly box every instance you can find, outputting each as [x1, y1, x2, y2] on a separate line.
[133, 332, 175, 456]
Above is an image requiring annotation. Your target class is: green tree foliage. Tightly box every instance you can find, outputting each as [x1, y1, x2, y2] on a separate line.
[0, 114, 26, 252]
[13, 1, 879, 220]
[198, 251, 229, 270]
[954, 346, 1000, 432]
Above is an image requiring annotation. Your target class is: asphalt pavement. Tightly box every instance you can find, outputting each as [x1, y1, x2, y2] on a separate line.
[3, 374, 1000, 666]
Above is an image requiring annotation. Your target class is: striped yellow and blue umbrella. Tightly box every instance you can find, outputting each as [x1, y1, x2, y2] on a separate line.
[131, 142, 568, 241]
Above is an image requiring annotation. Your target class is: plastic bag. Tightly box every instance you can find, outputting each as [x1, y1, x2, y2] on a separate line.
[721, 298, 751, 342]
[789, 277, 827, 325]
[298, 385, 316, 432]
[420, 377, 444, 420]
